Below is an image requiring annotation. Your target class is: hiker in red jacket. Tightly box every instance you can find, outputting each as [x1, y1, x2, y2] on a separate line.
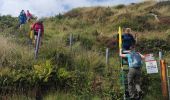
[31, 19, 44, 46]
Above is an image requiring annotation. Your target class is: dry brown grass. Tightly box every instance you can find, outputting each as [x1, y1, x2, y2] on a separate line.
[137, 31, 168, 40]
[157, 6, 170, 16]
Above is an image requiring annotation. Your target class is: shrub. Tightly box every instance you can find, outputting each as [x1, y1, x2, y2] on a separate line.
[136, 38, 170, 54]
[79, 33, 96, 50]
[114, 15, 156, 31]
[115, 4, 125, 9]
[141, 71, 163, 99]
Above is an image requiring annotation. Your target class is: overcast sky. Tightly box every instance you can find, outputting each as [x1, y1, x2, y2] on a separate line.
[0, 0, 142, 18]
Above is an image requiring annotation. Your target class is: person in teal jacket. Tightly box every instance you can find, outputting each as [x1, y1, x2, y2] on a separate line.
[120, 45, 145, 99]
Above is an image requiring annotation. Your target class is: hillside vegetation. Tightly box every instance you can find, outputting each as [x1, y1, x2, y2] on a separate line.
[0, 1, 170, 100]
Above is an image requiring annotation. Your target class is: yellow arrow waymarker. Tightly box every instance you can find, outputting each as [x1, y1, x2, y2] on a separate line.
[118, 26, 122, 50]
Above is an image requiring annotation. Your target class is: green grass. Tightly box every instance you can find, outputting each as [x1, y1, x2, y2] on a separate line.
[43, 92, 76, 100]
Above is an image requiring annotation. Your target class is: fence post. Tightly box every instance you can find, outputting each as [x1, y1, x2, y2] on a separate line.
[70, 34, 73, 49]
[35, 29, 41, 59]
[159, 51, 162, 60]
[167, 65, 170, 100]
[160, 59, 169, 100]
[106, 48, 109, 66]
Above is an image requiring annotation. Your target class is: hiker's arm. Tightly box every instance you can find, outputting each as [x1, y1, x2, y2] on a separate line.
[122, 50, 131, 53]
[131, 34, 136, 44]
[119, 49, 127, 57]
[135, 33, 137, 43]
[139, 53, 145, 59]
[132, 37, 136, 44]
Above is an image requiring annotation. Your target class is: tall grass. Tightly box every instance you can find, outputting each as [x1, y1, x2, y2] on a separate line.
[0, 36, 34, 68]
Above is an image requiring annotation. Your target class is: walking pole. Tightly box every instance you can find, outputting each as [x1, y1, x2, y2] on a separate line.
[35, 29, 41, 59]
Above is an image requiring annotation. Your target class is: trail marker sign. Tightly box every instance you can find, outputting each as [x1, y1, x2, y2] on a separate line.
[145, 60, 158, 74]
[145, 54, 155, 61]
[145, 54, 158, 74]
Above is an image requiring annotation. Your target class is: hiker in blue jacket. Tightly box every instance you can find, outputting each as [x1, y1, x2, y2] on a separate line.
[120, 45, 145, 99]
[18, 10, 27, 28]
[122, 28, 136, 51]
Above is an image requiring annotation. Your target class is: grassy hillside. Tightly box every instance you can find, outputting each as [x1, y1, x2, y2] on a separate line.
[0, 1, 170, 100]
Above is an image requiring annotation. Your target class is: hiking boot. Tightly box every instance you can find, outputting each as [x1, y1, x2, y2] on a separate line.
[138, 91, 144, 98]
[138, 91, 144, 96]
[129, 93, 138, 100]
[134, 91, 144, 100]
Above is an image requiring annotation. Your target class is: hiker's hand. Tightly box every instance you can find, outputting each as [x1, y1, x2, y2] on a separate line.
[119, 49, 122, 56]
[120, 49, 122, 52]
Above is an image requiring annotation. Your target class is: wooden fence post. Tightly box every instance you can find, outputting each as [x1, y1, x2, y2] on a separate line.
[106, 48, 109, 66]
[160, 60, 169, 100]
[159, 51, 162, 60]
[70, 34, 73, 49]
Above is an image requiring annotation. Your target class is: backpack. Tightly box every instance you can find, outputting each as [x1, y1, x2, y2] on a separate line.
[130, 52, 142, 68]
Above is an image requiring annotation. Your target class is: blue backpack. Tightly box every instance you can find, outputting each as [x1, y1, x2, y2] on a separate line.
[130, 52, 142, 68]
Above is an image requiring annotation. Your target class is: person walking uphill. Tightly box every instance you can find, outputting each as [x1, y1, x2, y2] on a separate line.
[31, 19, 44, 47]
[119, 45, 145, 99]
[26, 10, 33, 22]
[18, 10, 27, 29]
[122, 28, 136, 50]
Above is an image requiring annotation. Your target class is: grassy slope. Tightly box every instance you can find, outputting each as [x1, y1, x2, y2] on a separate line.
[0, 1, 170, 100]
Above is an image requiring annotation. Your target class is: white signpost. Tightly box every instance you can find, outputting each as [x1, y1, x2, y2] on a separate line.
[145, 54, 158, 74]
[35, 29, 41, 59]
[145, 60, 158, 74]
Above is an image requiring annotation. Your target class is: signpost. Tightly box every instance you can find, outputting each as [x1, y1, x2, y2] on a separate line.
[145, 60, 158, 74]
[158, 51, 169, 99]
[145, 54, 158, 74]
[35, 29, 41, 59]
[106, 48, 109, 66]
[160, 60, 169, 100]
[69, 33, 72, 48]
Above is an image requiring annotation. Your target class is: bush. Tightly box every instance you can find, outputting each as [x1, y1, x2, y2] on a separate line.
[79, 34, 96, 50]
[136, 38, 170, 53]
[115, 4, 125, 9]
[114, 15, 156, 31]
[141, 71, 163, 99]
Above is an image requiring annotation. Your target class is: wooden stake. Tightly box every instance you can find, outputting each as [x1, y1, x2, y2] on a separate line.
[160, 60, 169, 100]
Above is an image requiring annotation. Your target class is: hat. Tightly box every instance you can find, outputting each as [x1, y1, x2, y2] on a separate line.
[125, 28, 131, 33]
[36, 18, 43, 23]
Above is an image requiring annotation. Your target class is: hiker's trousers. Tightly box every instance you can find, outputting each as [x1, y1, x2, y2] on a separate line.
[128, 67, 142, 98]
